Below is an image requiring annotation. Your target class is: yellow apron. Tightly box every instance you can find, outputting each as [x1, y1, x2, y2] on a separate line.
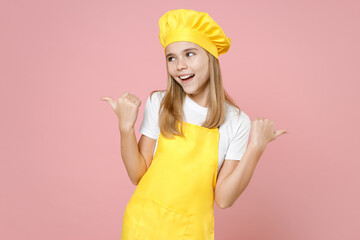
[121, 122, 219, 240]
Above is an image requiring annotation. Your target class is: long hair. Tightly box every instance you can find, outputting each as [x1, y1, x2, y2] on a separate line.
[152, 50, 241, 138]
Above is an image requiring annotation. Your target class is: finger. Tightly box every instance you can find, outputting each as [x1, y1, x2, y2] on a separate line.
[120, 92, 129, 98]
[273, 129, 288, 139]
[101, 97, 117, 109]
[101, 96, 112, 102]
[127, 94, 137, 103]
[131, 94, 140, 103]
[134, 98, 142, 107]
[129, 94, 140, 104]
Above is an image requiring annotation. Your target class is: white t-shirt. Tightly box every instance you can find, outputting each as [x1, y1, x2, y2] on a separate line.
[139, 91, 251, 175]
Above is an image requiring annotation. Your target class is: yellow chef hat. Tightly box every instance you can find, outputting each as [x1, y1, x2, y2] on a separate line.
[159, 9, 231, 59]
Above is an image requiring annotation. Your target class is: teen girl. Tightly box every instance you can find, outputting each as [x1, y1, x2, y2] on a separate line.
[101, 9, 287, 240]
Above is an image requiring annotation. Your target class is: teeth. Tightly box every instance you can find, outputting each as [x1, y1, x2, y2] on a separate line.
[179, 74, 194, 80]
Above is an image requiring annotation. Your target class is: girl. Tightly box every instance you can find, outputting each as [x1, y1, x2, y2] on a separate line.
[101, 9, 287, 240]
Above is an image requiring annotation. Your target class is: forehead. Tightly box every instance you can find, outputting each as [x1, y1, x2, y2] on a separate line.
[165, 41, 203, 54]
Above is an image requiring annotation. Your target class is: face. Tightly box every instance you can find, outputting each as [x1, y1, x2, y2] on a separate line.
[165, 41, 210, 104]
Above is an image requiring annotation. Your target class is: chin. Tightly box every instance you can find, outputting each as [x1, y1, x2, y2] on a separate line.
[181, 87, 196, 95]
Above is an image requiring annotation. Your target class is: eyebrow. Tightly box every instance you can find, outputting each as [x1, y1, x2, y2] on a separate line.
[166, 48, 199, 58]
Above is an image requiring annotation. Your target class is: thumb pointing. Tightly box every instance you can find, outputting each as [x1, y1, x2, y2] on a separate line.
[100, 97, 112, 102]
[274, 129, 288, 139]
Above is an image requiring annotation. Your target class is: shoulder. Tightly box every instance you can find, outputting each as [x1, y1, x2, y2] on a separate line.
[218, 103, 251, 141]
[145, 90, 166, 109]
[148, 90, 166, 105]
[223, 103, 251, 129]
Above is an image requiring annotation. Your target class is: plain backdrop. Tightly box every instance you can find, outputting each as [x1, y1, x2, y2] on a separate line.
[0, 0, 359, 239]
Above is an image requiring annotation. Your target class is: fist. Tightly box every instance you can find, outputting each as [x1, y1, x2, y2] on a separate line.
[101, 92, 142, 132]
[249, 118, 288, 151]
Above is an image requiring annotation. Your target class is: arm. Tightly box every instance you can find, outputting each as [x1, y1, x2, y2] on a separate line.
[215, 118, 288, 209]
[120, 92, 159, 185]
[101, 92, 156, 186]
[214, 144, 264, 209]
[120, 130, 156, 185]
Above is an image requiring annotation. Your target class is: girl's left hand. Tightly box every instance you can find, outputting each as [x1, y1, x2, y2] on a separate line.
[249, 118, 288, 151]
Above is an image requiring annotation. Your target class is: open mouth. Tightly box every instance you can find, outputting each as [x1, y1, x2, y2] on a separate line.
[179, 74, 195, 82]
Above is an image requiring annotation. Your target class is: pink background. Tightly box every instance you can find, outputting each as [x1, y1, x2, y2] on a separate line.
[1, 0, 359, 239]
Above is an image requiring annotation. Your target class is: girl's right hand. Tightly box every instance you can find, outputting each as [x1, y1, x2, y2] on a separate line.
[101, 92, 142, 132]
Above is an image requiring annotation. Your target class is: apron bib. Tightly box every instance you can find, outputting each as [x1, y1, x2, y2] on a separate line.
[121, 122, 219, 240]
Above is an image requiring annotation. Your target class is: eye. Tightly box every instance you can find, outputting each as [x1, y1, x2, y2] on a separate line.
[168, 56, 175, 62]
[186, 52, 195, 57]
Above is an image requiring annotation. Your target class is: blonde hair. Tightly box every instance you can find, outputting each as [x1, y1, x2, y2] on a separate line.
[152, 51, 241, 138]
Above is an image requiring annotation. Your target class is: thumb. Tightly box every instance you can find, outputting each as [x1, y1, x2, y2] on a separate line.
[100, 96, 112, 102]
[100, 96, 116, 110]
[273, 129, 289, 139]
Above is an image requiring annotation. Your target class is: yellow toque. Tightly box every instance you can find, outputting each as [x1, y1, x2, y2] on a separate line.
[158, 9, 231, 59]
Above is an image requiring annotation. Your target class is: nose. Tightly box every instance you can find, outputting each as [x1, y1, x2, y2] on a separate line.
[176, 57, 188, 70]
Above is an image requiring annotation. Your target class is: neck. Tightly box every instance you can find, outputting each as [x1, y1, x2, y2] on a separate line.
[187, 93, 209, 108]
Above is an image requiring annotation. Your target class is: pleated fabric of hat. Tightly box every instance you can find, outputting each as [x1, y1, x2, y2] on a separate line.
[158, 9, 231, 59]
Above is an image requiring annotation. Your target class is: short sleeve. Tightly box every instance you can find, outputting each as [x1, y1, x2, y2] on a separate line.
[224, 113, 251, 161]
[139, 93, 161, 140]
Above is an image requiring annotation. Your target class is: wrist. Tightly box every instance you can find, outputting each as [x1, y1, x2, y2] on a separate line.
[248, 142, 266, 154]
[119, 125, 135, 135]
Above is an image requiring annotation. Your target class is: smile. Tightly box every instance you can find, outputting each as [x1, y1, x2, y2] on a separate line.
[179, 75, 195, 84]
[179, 74, 195, 80]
